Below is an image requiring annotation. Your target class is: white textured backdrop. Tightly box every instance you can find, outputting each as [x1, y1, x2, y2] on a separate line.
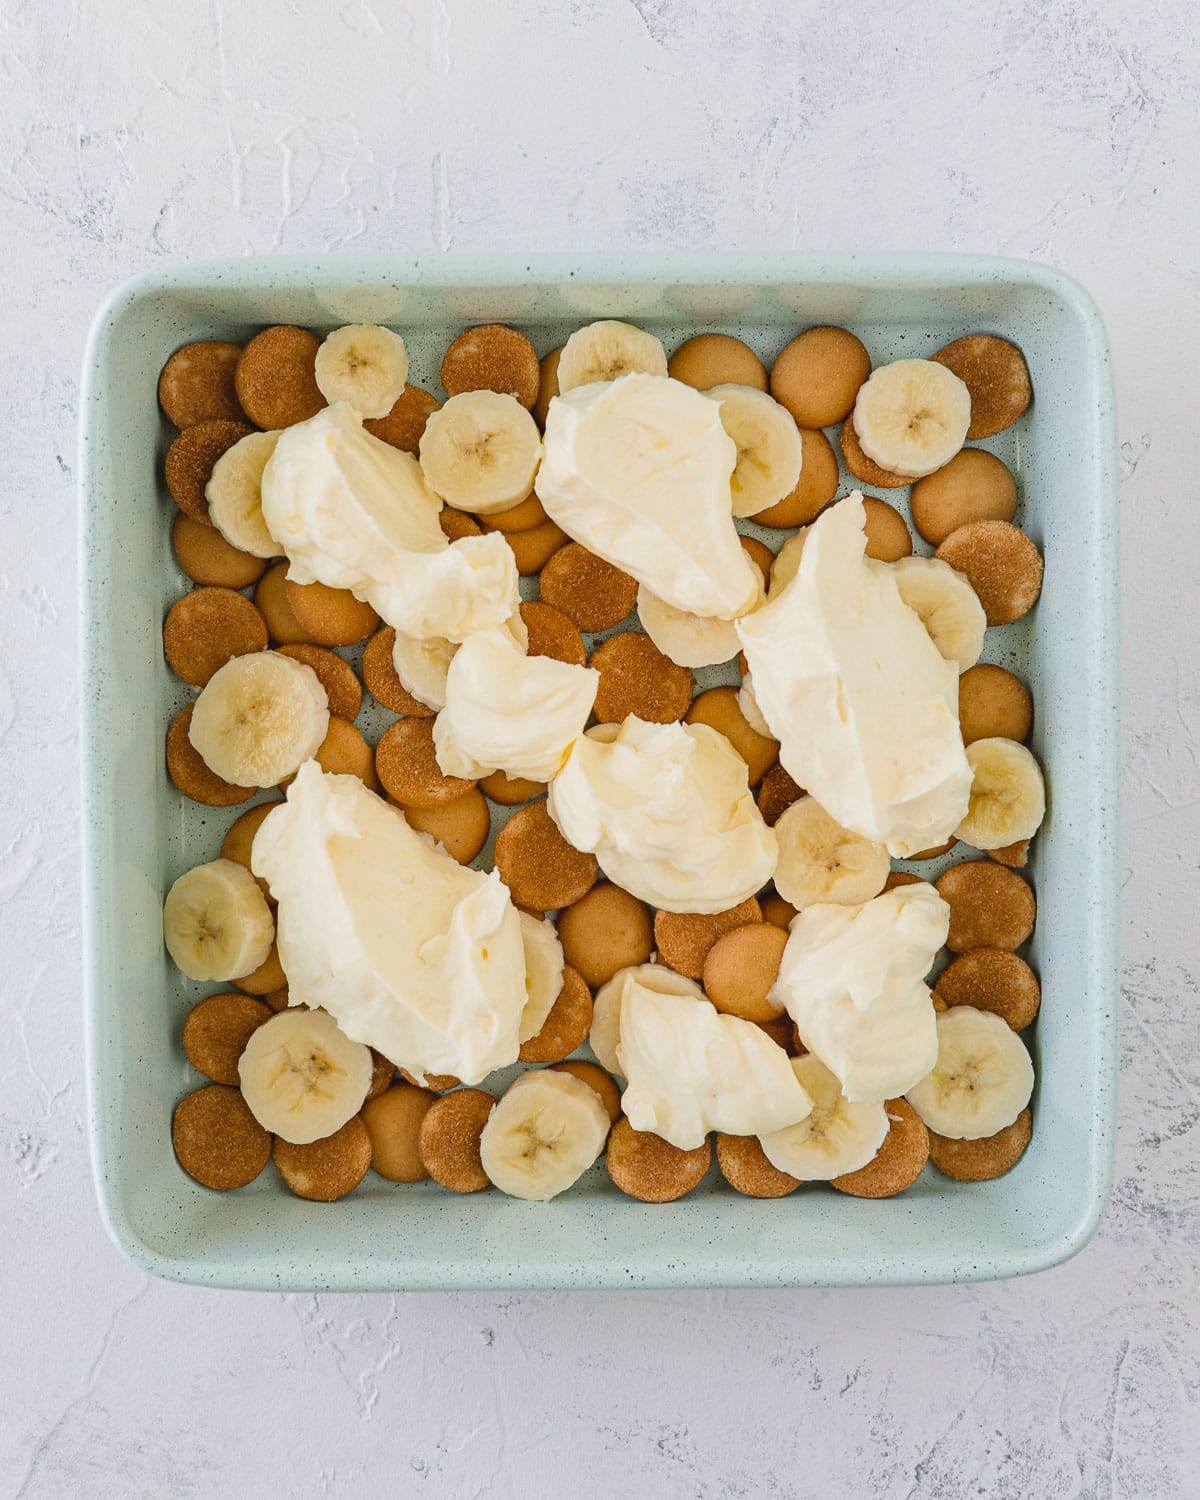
[2, 1, 1197, 1495]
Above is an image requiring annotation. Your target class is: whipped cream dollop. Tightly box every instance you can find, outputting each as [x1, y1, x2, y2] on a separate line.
[547, 718, 777, 913]
[771, 883, 949, 1102]
[617, 981, 814, 1149]
[433, 627, 600, 783]
[261, 402, 518, 643]
[536, 373, 760, 619]
[391, 611, 529, 713]
[252, 762, 525, 1084]
[737, 492, 971, 857]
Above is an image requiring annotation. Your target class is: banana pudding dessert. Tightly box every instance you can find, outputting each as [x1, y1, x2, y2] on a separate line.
[158, 315, 1043, 1205]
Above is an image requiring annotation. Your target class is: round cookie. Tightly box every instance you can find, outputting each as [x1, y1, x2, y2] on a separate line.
[284, 577, 379, 646]
[274, 1117, 372, 1201]
[399, 1068, 462, 1093]
[770, 327, 871, 428]
[911, 448, 1018, 545]
[166, 703, 253, 807]
[830, 1098, 929, 1198]
[375, 718, 476, 807]
[606, 1117, 711, 1203]
[172, 1083, 272, 1190]
[309, 716, 380, 790]
[182, 992, 272, 1086]
[361, 626, 435, 717]
[934, 949, 1041, 1030]
[419, 1088, 495, 1192]
[986, 840, 1030, 870]
[929, 1107, 1033, 1181]
[493, 802, 598, 910]
[685, 686, 778, 784]
[958, 664, 1033, 745]
[702, 922, 788, 1022]
[550, 1060, 622, 1124]
[756, 762, 804, 827]
[364, 384, 441, 454]
[740, 534, 775, 581]
[909, 837, 957, 860]
[162, 586, 268, 687]
[254, 563, 316, 646]
[221, 800, 281, 898]
[861, 497, 913, 561]
[159, 341, 245, 428]
[756, 1014, 796, 1052]
[502, 517, 569, 575]
[518, 964, 593, 1063]
[366, 1050, 396, 1102]
[362, 1085, 435, 1182]
[534, 347, 562, 428]
[441, 324, 539, 408]
[668, 333, 767, 392]
[839, 414, 909, 488]
[930, 335, 1032, 439]
[484, 492, 547, 534]
[276, 644, 362, 721]
[717, 1133, 801, 1198]
[439, 506, 483, 542]
[234, 942, 287, 997]
[935, 520, 1043, 625]
[884, 871, 926, 891]
[653, 897, 762, 980]
[263, 988, 291, 1013]
[165, 419, 254, 523]
[539, 543, 638, 630]
[400, 788, 491, 864]
[234, 326, 326, 430]
[752, 427, 839, 527]
[479, 768, 545, 806]
[591, 631, 693, 725]
[936, 861, 1035, 952]
[760, 893, 797, 930]
[557, 884, 653, 987]
[520, 600, 586, 665]
[171, 513, 267, 590]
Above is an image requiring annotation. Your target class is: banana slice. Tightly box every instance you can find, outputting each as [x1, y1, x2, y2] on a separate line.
[189, 650, 329, 788]
[737, 673, 773, 738]
[555, 319, 668, 393]
[391, 631, 459, 712]
[314, 324, 409, 419]
[636, 563, 764, 669]
[591, 963, 705, 1080]
[955, 737, 1046, 849]
[773, 796, 890, 909]
[418, 391, 543, 514]
[238, 1006, 374, 1144]
[905, 1006, 1034, 1139]
[852, 358, 971, 478]
[758, 1055, 889, 1180]
[767, 526, 810, 597]
[518, 911, 565, 1044]
[163, 857, 275, 981]
[205, 430, 282, 559]
[891, 555, 986, 670]
[706, 384, 803, 519]
[479, 1068, 610, 1200]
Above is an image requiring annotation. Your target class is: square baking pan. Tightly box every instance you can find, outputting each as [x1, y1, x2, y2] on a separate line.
[80, 253, 1119, 1290]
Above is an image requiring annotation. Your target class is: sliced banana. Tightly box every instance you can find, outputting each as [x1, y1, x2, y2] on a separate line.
[891, 555, 986, 670]
[773, 796, 890, 909]
[852, 358, 971, 478]
[418, 390, 543, 514]
[706, 384, 803, 519]
[314, 324, 409, 419]
[767, 526, 810, 597]
[238, 1006, 374, 1145]
[205, 430, 282, 559]
[905, 1006, 1034, 1140]
[518, 911, 565, 1043]
[758, 1055, 890, 1180]
[636, 560, 764, 669]
[737, 673, 773, 738]
[391, 631, 459, 711]
[163, 857, 275, 982]
[479, 1068, 610, 1200]
[189, 650, 329, 788]
[590, 963, 705, 1080]
[955, 737, 1046, 849]
[555, 319, 668, 393]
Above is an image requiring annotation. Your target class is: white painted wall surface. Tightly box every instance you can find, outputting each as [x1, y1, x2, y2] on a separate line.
[1, 0, 1196, 1495]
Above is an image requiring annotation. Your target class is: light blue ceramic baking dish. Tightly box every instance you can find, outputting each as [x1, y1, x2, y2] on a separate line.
[80, 253, 1118, 1291]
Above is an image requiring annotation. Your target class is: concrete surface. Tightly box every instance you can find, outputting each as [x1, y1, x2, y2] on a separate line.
[1, 0, 1197, 1495]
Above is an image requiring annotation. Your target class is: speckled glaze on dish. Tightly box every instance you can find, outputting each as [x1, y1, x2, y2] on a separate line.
[79, 254, 1119, 1292]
